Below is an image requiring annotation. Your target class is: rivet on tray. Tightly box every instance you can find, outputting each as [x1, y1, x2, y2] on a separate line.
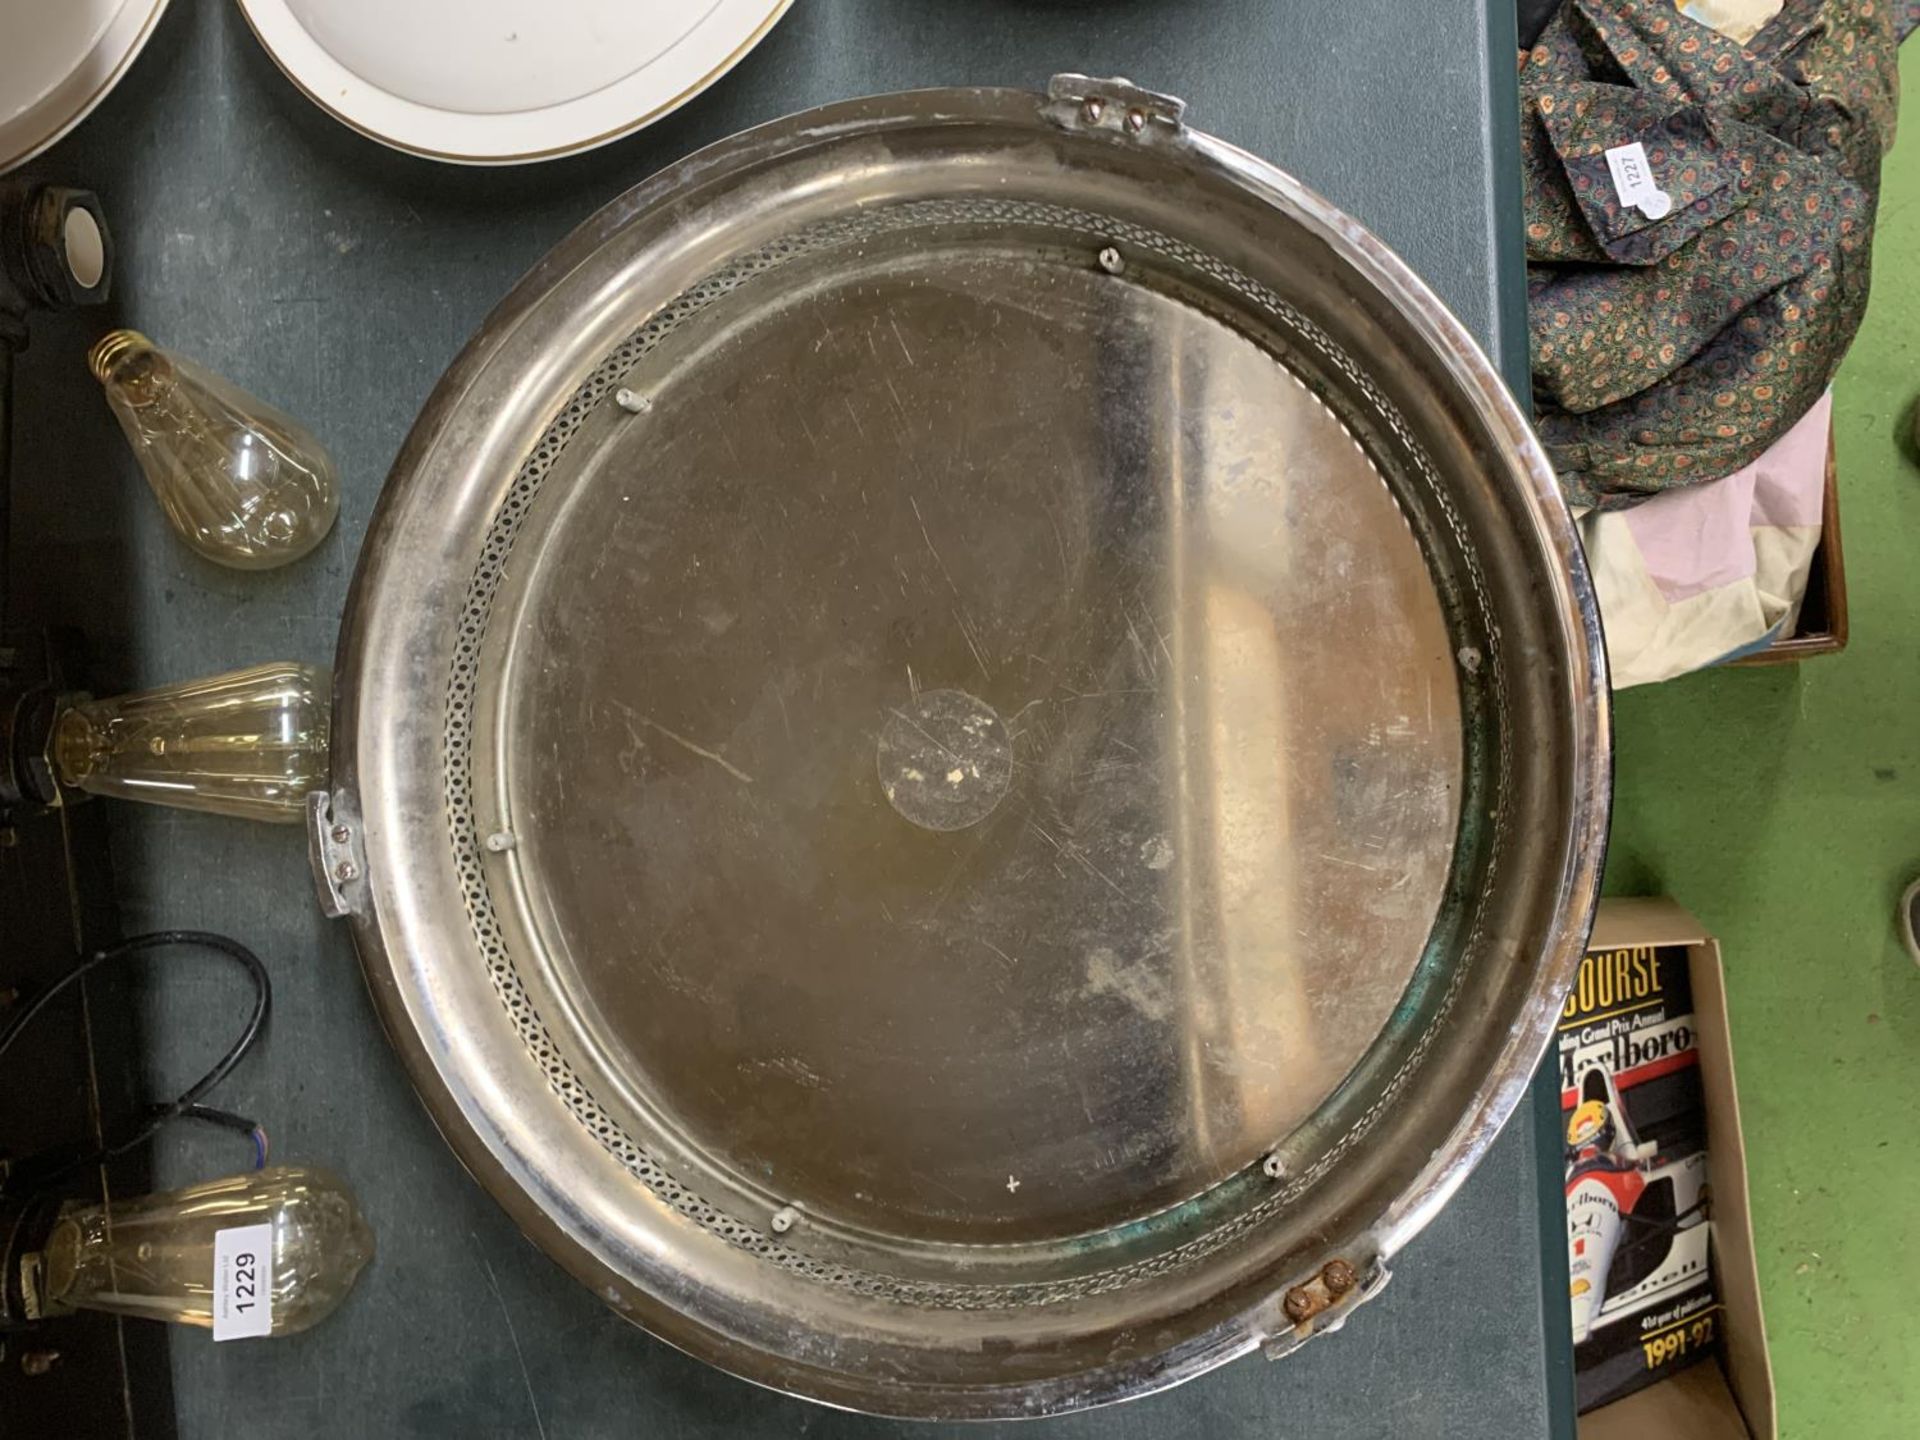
[1456, 644, 1483, 675]
[334, 861, 357, 883]
[1081, 97, 1105, 125]
[330, 823, 351, 844]
[770, 1204, 801, 1236]
[1124, 107, 1148, 134]
[1097, 246, 1125, 275]
[614, 387, 652, 414]
[1260, 1152, 1286, 1181]
[485, 830, 518, 853]
[1321, 1259, 1358, 1296]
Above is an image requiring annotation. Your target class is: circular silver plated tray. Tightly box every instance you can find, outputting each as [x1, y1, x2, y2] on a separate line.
[321, 76, 1609, 1418]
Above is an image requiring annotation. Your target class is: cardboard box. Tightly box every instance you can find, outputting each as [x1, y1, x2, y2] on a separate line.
[1561, 928, 1715, 1408]
[1575, 899, 1777, 1440]
[1730, 432, 1847, 665]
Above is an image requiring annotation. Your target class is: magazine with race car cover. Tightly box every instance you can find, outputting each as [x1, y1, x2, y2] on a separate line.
[1562, 941, 1719, 1413]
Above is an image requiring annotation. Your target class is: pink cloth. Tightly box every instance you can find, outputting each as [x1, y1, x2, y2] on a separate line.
[1620, 392, 1830, 605]
[1579, 391, 1831, 688]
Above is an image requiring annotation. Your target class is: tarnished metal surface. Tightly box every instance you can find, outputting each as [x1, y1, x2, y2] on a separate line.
[332, 81, 1608, 1417]
[497, 221, 1460, 1245]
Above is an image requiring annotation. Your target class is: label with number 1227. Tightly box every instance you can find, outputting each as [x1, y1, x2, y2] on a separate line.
[212, 1223, 274, 1341]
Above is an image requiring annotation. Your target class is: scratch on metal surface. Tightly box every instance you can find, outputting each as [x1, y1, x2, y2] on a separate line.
[888, 707, 962, 764]
[1006, 697, 1045, 734]
[1149, 613, 1175, 672]
[478, 1249, 549, 1440]
[613, 701, 754, 784]
[1069, 1067, 1097, 1125]
[1045, 504, 1069, 579]
[1068, 846, 1126, 899]
[644, 718, 754, 785]
[954, 609, 992, 682]
[1124, 611, 1152, 671]
[742, 1055, 828, 1089]
[910, 1165, 970, 1203]
[977, 938, 1020, 969]
[1319, 851, 1383, 873]
[889, 314, 916, 366]
[1026, 820, 1126, 899]
[908, 495, 960, 598]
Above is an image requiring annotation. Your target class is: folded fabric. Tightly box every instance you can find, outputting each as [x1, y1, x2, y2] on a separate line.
[1522, 0, 1910, 509]
[1677, 0, 1784, 44]
[1580, 389, 1830, 686]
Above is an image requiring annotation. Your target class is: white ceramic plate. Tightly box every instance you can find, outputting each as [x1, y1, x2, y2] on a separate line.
[0, 0, 171, 174]
[235, 0, 795, 165]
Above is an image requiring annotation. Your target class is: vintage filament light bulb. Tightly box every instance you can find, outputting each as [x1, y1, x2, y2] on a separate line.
[90, 329, 339, 569]
[19, 1167, 373, 1339]
[50, 661, 329, 822]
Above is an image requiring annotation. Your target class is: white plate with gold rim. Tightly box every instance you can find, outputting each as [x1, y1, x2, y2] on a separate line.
[235, 0, 794, 165]
[0, 0, 171, 174]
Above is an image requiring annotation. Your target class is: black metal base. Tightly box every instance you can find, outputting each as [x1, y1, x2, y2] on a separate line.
[0, 1192, 58, 1331]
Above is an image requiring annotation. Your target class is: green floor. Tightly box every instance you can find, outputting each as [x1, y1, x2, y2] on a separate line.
[1602, 49, 1920, 1440]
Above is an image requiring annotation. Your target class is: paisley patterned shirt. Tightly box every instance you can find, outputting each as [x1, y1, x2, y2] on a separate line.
[1523, 0, 1914, 508]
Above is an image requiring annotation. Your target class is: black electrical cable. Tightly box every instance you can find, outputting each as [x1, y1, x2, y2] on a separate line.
[0, 930, 271, 1191]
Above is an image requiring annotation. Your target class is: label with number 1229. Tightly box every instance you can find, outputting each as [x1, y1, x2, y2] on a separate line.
[212, 1223, 274, 1341]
